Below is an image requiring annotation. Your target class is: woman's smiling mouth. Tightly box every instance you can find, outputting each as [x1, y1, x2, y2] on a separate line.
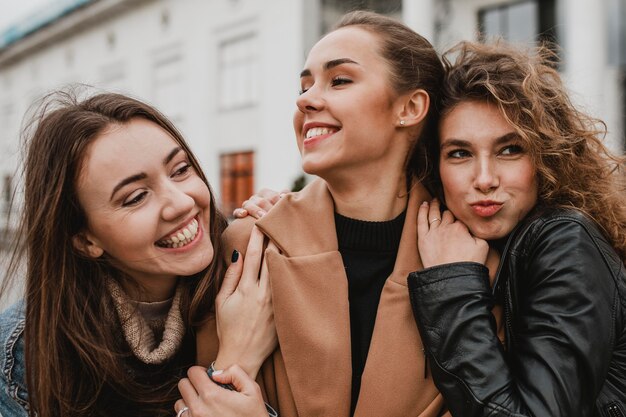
[156, 217, 200, 248]
[302, 125, 340, 147]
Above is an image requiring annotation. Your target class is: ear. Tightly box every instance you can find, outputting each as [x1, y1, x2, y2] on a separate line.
[395, 89, 430, 128]
[72, 232, 104, 258]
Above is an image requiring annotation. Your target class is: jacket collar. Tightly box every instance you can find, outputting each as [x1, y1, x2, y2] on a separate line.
[255, 178, 444, 417]
[256, 178, 338, 256]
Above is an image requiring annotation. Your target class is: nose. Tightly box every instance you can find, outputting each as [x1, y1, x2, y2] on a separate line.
[473, 157, 499, 193]
[160, 181, 195, 222]
[296, 85, 324, 113]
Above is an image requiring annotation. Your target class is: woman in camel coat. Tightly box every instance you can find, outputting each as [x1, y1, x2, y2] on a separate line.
[185, 11, 472, 417]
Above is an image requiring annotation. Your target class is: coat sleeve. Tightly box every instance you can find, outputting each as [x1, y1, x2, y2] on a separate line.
[408, 219, 616, 417]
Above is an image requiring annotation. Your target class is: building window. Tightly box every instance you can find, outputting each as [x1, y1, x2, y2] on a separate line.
[152, 50, 184, 126]
[218, 33, 259, 111]
[479, 0, 556, 45]
[321, 0, 402, 34]
[220, 151, 254, 217]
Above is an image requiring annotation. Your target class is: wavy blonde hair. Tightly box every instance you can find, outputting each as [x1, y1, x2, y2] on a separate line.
[430, 40, 626, 260]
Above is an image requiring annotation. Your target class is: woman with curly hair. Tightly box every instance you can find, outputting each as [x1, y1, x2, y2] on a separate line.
[409, 40, 626, 417]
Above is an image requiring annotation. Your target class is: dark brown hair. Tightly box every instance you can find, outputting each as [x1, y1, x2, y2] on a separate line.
[6, 90, 227, 416]
[433, 41, 626, 259]
[333, 10, 444, 181]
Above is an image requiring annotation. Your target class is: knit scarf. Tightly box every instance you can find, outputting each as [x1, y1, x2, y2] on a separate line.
[107, 279, 185, 365]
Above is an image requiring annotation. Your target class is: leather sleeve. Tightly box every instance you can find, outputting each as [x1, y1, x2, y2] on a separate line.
[408, 219, 616, 417]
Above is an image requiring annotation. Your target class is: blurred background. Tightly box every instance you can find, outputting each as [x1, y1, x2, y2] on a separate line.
[0, 1, 624, 301]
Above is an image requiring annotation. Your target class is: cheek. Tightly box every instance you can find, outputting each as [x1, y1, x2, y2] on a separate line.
[293, 110, 303, 132]
[293, 112, 304, 152]
[95, 214, 152, 250]
[187, 176, 211, 206]
[522, 176, 539, 212]
[515, 164, 539, 210]
[439, 166, 465, 208]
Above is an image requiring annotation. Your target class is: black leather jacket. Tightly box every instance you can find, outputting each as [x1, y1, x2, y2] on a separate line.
[408, 209, 626, 417]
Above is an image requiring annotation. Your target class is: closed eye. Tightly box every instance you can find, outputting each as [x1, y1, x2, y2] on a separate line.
[123, 191, 148, 207]
[331, 77, 352, 87]
[172, 162, 192, 178]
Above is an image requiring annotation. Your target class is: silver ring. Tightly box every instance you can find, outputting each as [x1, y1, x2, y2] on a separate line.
[429, 218, 441, 225]
[177, 406, 190, 417]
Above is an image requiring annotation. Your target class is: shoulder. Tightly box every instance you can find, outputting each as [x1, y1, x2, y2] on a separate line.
[518, 208, 614, 251]
[0, 301, 26, 359]
[0, 301, 30, 415]
[511, 208, 623, 282]
[222, 217, 256, 264]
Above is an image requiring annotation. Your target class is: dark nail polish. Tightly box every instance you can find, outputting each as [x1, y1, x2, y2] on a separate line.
[231, 249, 239, 263]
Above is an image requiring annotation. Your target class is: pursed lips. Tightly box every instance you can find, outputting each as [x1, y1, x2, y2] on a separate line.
[470, 200, 504, 217]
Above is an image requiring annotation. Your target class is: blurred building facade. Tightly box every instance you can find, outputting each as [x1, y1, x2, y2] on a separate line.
[0, 0, 624, 220]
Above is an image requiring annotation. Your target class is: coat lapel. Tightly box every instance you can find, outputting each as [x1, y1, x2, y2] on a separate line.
[355, 184, 447, 416]
[214, 179, 449, 417]
[256, 179, 353, 417]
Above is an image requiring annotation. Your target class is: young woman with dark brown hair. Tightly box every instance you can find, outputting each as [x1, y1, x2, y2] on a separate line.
[0, 91, 275, 417]
[409, 41, 626, 417]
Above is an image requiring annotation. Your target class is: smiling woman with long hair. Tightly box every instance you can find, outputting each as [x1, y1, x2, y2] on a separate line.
[176, 11, 452, 417]
[0, 91, 275, 417]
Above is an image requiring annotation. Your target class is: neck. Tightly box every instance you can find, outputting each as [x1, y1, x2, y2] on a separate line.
[325, 169, 408, 221]
[121, 274, 178, 302]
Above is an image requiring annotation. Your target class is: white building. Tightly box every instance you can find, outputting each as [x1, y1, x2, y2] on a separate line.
[0, 0, 624, 220]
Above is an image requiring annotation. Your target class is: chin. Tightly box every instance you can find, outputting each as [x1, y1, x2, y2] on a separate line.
[301, 162, 326, 178]
[468, 225, 506, 241]
[187, 246, 215, 274]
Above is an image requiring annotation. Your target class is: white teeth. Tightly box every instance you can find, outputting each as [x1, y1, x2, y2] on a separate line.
[156, 218, 201, 248]
[306, 127, 336, 139]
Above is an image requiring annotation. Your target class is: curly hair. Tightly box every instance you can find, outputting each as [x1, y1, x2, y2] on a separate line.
[430, 40, 626, 260]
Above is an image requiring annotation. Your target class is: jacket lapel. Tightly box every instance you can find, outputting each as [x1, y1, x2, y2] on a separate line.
[355, 183, 447, 416]
[256, 179, 353, 417]
[219, 179, 448, 417]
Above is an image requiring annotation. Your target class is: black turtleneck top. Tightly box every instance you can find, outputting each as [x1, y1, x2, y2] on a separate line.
[334, 209, 406, 415]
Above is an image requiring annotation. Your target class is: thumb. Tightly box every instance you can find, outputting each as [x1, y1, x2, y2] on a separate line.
[211, 364, 259, 397]
[218, 250, 243, 300]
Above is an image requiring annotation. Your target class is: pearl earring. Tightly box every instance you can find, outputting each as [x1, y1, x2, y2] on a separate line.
[399, 120, 405, 126]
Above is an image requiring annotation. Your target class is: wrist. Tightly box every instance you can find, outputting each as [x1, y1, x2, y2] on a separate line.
[214, 351, 260, 379]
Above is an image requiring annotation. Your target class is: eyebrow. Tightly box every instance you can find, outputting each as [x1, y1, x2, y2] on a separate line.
[110, 146, 183, 200]
[440, 132, 519, 149]
[164, 146, 183, 165]
[299, 58, 360, 78]
[110, 173, 147, 201]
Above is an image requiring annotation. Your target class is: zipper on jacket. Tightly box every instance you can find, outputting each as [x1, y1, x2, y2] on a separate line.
[503, 277, 517, 349]
[606, 403, 625, 417]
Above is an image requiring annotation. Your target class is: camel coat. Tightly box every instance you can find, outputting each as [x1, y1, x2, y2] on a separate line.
[197, 178, 450, 417]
